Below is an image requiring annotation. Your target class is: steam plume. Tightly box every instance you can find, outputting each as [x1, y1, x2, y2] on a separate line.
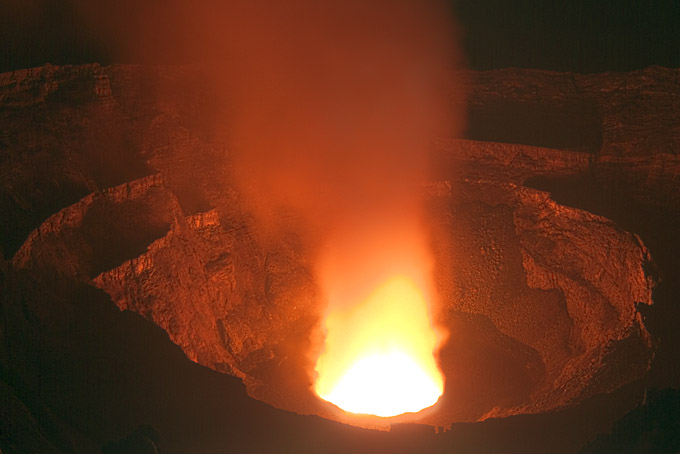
[218, 3, 464, 400]
[75, 0, 464, 397]
[222, 0, 462, 287]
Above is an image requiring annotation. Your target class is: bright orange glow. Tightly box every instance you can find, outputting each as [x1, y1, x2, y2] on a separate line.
[314, 276, 443, 417]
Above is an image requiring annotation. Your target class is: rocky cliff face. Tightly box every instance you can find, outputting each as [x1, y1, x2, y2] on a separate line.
[431, 181, 653, 422]
[465, 66, 680, 211]
[1, 64, 674, 442]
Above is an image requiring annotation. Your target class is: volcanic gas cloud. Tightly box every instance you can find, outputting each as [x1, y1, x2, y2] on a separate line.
[77, 0, 464, 418]
[223, 1, 463, 417]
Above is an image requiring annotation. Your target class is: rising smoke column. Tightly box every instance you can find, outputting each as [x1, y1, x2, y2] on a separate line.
[74, 0, 464, 414]
[221, 1, 463, 415]
[224, 0, 462, 275]
[71, 0, 462, 262]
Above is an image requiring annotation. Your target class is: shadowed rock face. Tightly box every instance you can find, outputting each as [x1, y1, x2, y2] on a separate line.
[1, 64, 676, 451]
[465, 67, 680, 212]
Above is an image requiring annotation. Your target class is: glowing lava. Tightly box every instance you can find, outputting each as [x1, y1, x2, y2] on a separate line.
[314, 276, 443, 417]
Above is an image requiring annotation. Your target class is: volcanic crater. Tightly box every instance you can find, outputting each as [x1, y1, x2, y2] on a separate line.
[2, 63, 679, 452]
[2, 64, 665, 417]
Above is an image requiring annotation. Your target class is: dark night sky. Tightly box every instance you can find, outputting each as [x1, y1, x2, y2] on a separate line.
[454, 0, 680, 72]
[0, 0, 679, 73]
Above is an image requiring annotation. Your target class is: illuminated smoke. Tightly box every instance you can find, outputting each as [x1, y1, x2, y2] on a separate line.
[220, 1, 463, 416]
[74, 0, 465, 415]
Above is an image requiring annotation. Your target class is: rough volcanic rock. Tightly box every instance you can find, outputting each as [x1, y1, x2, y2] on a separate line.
[12, 174, 173, 279]
[9, 172, 320, 412]
[467, 66, 680, 157]
[465, 66, 680, 211]
[0, 64, 157, 259]
[428, 181, 653, 422]
[434, 139, 592, 183]
[1, 63, 675, 435]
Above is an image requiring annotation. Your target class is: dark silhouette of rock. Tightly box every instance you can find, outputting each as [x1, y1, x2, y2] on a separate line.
[579, 388, 680, 454]
[102, 425, 160, 454]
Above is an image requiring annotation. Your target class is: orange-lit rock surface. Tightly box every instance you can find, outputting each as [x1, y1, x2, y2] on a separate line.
[427, 180, 653, 422]
[2, 64, 675, 427]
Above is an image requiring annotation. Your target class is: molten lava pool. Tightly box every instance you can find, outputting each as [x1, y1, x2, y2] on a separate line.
[314, 276, 443, 417]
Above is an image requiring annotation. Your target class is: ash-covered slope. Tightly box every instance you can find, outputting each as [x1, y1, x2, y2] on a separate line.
[1, 64, 678, 453]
